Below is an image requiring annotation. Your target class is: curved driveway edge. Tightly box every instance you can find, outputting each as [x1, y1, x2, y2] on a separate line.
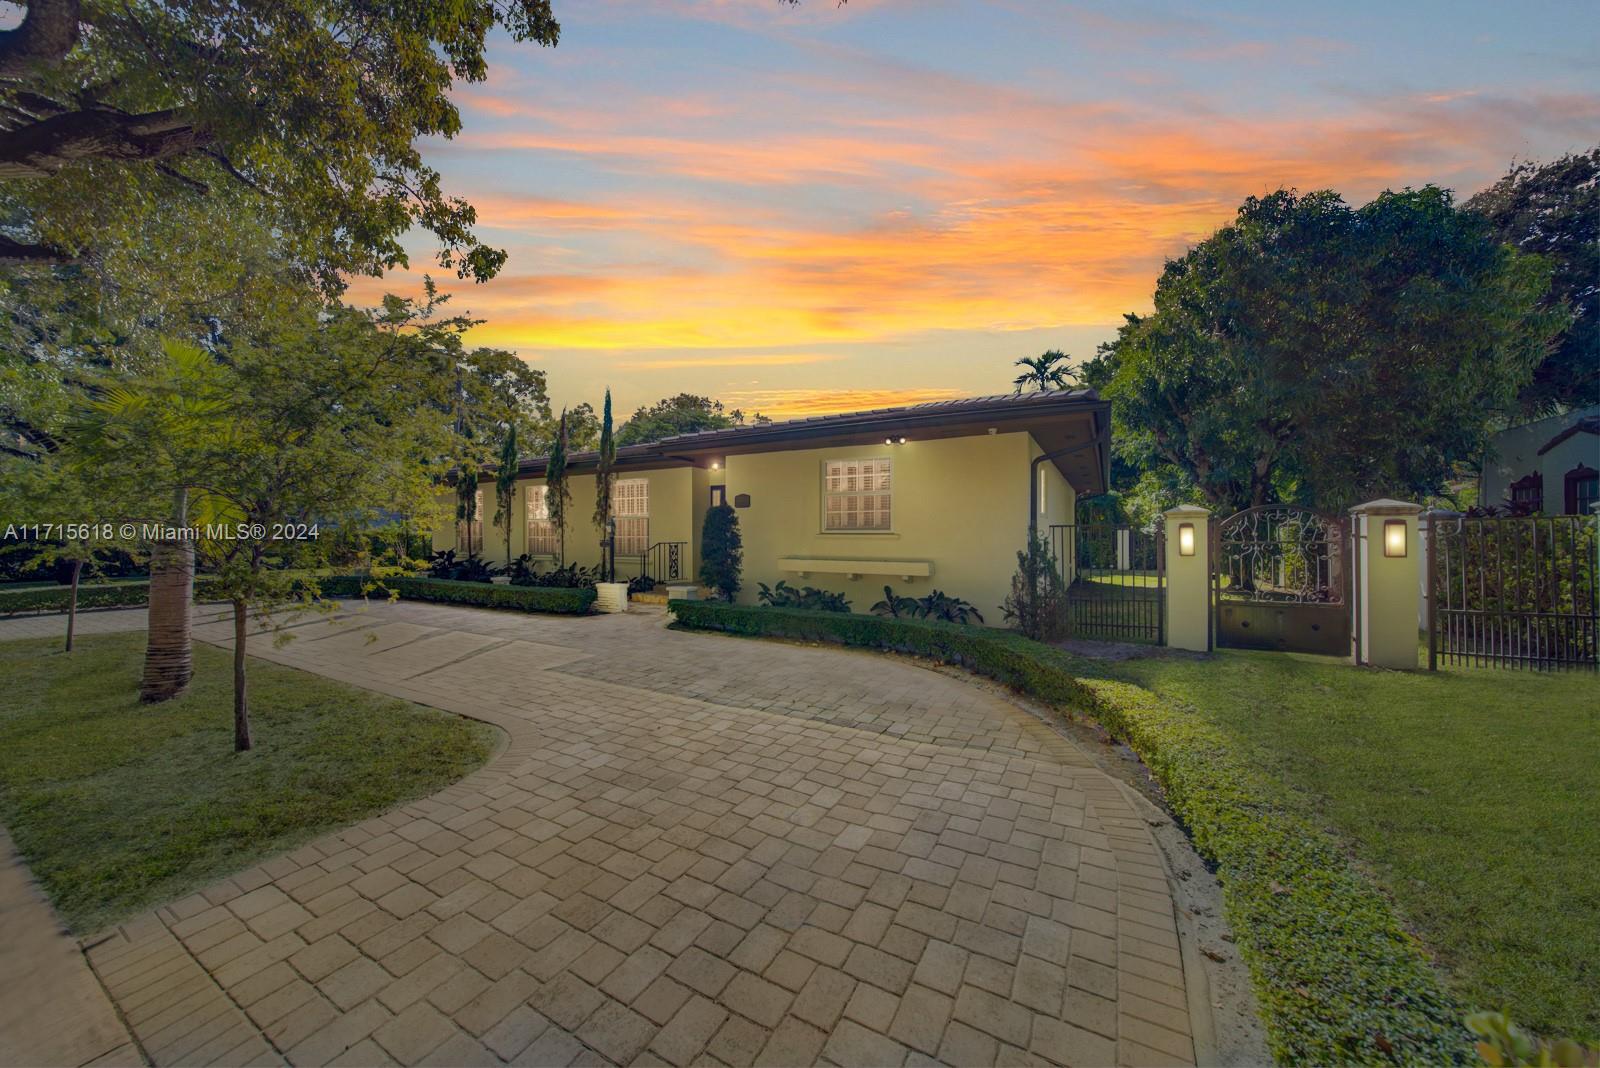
[72, 602, 1198, 1067]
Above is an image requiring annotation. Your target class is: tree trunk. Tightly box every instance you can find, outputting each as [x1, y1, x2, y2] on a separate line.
[233, 599, 251, 752]
[141, 538, 194, 701]
[141, 486, 194, 702]
[64, 556, 81, 652]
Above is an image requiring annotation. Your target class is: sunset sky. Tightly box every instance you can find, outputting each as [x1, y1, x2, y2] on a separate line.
[349, 0, 1600, 420]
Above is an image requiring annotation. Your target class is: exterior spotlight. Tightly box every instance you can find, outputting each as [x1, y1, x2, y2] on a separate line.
[885, 437, 893, 445]
[1177, 522, 1196, 557]
[897, 436, 907, 444]
[1383, 519, 1407, 558]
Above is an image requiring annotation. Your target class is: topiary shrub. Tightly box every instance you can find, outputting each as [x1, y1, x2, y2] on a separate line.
[699, 502, 742, 601]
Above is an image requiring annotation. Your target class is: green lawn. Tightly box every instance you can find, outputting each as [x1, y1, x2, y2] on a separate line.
[0, 632, 497, 933]
[1070, 647, 1599, 1044]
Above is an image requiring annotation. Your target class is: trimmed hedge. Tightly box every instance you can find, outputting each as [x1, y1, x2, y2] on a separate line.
[1, 574, 594, 617]
[668, 601, 1470, 1065]
[369, 576, 594, 615]
[0, 579, 224, 616]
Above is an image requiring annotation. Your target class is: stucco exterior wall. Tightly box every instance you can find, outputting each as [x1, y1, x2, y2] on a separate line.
[433, 466, 698, 574]
[723, 431, 1040, 621]
[1481, 405, 1600, 514]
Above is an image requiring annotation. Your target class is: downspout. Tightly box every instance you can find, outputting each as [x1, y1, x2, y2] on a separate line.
[1029, 424, 1111, 538]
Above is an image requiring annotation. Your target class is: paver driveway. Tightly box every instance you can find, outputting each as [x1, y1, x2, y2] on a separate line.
[76, 601, 1197, 1067]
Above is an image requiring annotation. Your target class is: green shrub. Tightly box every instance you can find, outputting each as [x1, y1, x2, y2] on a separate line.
[699, 502, 743, 601]
[668, 601, 1471, 1065]
[756, 580, 851, 612]
[0, 578, 225, 616]
[378, 576, 594, 614]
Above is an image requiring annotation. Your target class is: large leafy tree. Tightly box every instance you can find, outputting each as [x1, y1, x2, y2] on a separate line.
[1465, 148, 1600, 416]
[70, 305, 458, 748]
[616, 393, 741, 446]
[0, 0, 559, 287]
[1097, 188, 1564, 513]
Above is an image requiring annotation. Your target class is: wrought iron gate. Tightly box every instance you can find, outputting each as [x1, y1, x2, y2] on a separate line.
[1213, 506, 1351, 655]
[1048, 524, 1165, 643]
[1426, 513, 1598, 670]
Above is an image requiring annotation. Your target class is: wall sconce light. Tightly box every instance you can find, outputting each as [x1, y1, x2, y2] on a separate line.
[710, 460, 720, 471]
[1383, 518, 1407, 558]
[1177, 522, 1196, 557]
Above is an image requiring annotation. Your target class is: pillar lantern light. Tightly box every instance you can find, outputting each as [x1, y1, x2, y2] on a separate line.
[1177, 522, 1196, 557]
[1383, 518, 1408, 558]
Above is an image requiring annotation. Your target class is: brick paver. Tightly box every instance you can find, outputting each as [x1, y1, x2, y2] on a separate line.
[18, 601, 1197, 1066]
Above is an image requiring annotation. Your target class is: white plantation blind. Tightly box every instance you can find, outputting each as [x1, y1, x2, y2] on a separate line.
[825, 458, 892, 531]
[526, 486, 557, 555]
[614, 479, 649, 554]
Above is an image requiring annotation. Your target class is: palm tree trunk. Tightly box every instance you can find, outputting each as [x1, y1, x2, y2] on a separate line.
[233, 598, 251, 752]
[141, 486, 194, 702]
[64, 557, 81, 652]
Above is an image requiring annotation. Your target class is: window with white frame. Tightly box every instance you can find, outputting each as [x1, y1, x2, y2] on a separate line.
[526, 486, 558, 556]
[824, 457, 892, 531]
[614, 478, 649, 554]
[458, 489, 484, 555]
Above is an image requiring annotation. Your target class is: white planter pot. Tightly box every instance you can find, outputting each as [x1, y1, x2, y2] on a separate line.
[594, 582, 630, 613]
[665, 584, 700, 601]
[490, 575, 512, 585]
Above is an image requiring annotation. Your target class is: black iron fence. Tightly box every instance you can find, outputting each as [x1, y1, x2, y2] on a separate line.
[1047, 523, 1165, 643]
[1427, 513, 1598, 670]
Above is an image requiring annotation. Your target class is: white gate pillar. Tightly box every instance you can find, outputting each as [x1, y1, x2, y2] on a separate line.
[1163, 506, 1211, 652]
[1350, 499, 1423, 669]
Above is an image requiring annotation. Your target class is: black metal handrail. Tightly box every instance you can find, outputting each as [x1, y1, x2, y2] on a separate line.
[641, 541, 687, 583]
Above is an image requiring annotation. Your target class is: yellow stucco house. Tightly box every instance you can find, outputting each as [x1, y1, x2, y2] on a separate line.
[435, 391, 1110, 621]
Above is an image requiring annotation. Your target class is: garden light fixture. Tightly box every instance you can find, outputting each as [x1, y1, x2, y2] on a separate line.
[1178, 522, 1195, 557]
[1384, 519, 1407, 557]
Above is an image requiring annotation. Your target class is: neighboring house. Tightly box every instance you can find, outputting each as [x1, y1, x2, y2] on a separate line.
[435, 391, 1110, 621]
[1480, 405, 1600, 515]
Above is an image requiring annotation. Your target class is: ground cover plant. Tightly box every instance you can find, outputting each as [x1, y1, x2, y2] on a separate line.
[0, 632, 495, 933]
[1093, 646, 1600, 1050]
[668, 600, 1596, 1062]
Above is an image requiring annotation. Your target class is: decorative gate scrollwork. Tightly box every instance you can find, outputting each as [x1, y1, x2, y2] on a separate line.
[1214, 506, 1350, 654]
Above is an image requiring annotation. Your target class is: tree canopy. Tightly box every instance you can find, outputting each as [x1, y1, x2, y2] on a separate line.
[1092, 187, 1563, 513]
[615, 393, 768, 447]
[0, 0, 559, 289]
[1465, 148, 1599, 416]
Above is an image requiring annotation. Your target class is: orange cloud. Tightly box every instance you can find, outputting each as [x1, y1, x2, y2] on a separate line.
[719, 388, 971, 419]
[353, 38, 1598, 416]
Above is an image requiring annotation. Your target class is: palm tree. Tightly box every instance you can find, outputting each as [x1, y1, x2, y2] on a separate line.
[1012, 350, 1076, 393]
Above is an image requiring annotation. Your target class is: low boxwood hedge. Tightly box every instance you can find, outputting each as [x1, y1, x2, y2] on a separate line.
[0, 578, 225, 616]
[1, 574, 594, 617]
[668, 600, 1470, 1065]
[369, 576, 595, 614]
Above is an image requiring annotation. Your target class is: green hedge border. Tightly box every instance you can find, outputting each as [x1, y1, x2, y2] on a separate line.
[1, 575, 594, 617]
[668, 600, 1469, 1065]
[364, 576, 595, 615]
[0, 578, 224, 615]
